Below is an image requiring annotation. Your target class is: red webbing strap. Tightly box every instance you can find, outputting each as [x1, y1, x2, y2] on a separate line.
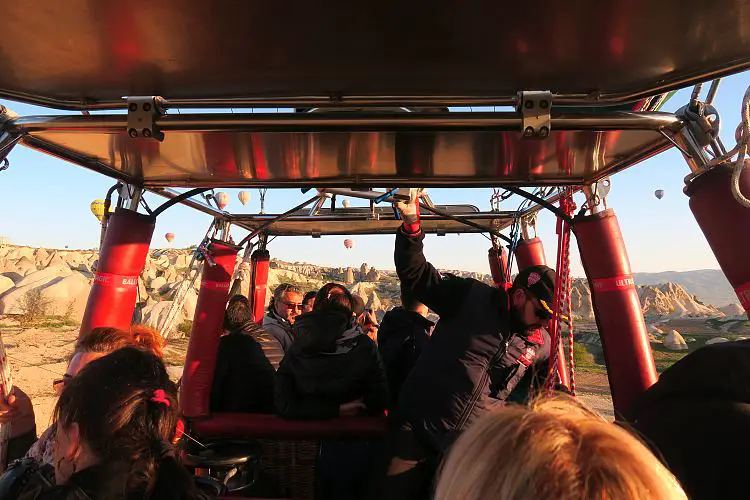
[566, 238, 577, 397]
[546, 190, 576, 394]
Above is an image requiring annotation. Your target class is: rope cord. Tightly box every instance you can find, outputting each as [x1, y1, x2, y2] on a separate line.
[704, 85, 750, 208]
[563, 218, 576, 396]
[545, 189, 576, 393]
[159, 220, 216, 339]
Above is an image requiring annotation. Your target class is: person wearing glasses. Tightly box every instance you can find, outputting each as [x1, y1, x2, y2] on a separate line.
[0, 326, 165, 469]
[263, 283, 304, 352]
[382, 196, 555, 500]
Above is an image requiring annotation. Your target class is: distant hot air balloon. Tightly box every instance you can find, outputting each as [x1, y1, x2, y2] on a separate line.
[342, 199, 351, 209]
[215, 192, 229, 210]
[654, 189, 664, 200]
[238, 191, 251, 206]
[90, 199, 106, 223]
[344, 239, 354, 250]
[165, 232, 175, 243]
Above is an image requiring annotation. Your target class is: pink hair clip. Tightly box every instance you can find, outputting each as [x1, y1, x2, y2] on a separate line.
[151, 389, 171, 407]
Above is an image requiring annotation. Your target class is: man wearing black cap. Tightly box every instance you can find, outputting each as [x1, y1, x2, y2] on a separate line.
[382, 197, 554, 499]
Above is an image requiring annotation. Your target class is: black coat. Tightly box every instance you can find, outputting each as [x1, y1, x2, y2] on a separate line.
[0, 460, 205, 499]
[275, 310, 388, 419]
[377, 307, 433, 410]
[210, 321, 284, 414]
[627, 339, 750, 500]
[395, 228, 550, 453]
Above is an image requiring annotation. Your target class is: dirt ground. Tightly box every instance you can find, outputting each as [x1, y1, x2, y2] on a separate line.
[0, 321, 77, 433]
[0, 317, 187, 434]
[574, 371, 614, 419]
[0, 317, 615, 435]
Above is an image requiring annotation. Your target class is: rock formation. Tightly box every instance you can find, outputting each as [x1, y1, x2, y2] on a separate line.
[637, 283, 721, 318]
[344, 267, 355, 285]
[570, 279, 594, 320]
[0, 244, 733, 333]
[705, 337, 730, 345]
[719, 303, 745, 319]
[565, 280, 722, 320]
[365, 268, 380, 282]
[663, 330, 688, 350]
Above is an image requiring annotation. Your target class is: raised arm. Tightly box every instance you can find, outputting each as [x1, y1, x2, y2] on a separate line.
[394, 197, 471, 317]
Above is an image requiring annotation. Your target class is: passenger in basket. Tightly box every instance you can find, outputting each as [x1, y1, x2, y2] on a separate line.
[211, 295, 283, 414]
[625, 339, 750, 500]
[302, 291, 317, 313]
[263, 283, 304, 351]
[275, 283, 388, 419]
[0, 347, 202, 500]
[353, 295, 380, 343]
[0, 325, 165, 469]
[381, 195, 553, 500]
[377, 289, 434, 412]
[435, 395, 687, 500]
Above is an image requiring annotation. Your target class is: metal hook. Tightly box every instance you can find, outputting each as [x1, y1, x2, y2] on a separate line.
[259, 188, 268, 214]
[0, 158, 8, 172]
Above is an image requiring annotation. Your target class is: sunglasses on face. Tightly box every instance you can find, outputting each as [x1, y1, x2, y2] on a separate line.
[524, 290, 552, 321]
[535, 307, 552, 320]
[281, 301, 303, 311]
[52, 374, 73, 395]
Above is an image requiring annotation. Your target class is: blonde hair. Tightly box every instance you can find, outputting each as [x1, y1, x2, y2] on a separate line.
[435, 395, 686, 500]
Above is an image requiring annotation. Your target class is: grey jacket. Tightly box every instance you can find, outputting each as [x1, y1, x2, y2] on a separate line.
[263, 312, 295, 352]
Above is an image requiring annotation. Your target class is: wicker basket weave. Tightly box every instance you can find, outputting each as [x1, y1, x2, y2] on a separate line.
[259, 438, 320, 500]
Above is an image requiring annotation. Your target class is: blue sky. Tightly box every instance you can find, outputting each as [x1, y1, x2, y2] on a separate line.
[2, 71, 749, 276]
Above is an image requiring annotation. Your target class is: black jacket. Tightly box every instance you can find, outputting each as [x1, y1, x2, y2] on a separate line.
[395, 228, 550, 452]
[627, 339, 750, 500]
[210, 321, 283, 414]
[377, 307, 433, 410]
[0, 460, 206, 499]
[275, 310, 388, 419]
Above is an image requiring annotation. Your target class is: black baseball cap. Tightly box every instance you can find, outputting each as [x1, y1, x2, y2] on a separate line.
[513, 265, 564, 319]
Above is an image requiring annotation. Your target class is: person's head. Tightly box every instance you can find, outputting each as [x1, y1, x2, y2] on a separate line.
[302, 291, 317, 313]
[435, 396, 687, 500]
[352, 294, 366, 318]
[313, 283, 355, 317]
[270, 283, 304, 323]
[224, 294, 254, 332]
[53, 347, 199, 498]
[295, 284, 357, 353]
[509, 266, 556, 331]
[400, 290, 428, 317]
[350, 294, 378, 340]
[55, 326, 165, 395]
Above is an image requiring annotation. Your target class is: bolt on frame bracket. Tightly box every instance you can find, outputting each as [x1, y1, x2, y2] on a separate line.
[126, 96, 165, 141]
[517, 91, 552, 139]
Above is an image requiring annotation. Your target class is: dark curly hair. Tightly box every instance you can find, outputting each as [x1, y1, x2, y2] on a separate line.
[55, 347, 199, 499]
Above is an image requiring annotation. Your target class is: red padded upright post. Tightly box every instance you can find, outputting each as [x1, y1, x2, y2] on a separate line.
[574, 209, 657, 416]
[487, 246, 510, 287]
[181, 240, 240, 419]
[687, 164, 750, 318]
[80, 208, 155, 336]
[250, 248, 271, 323]
[514, 237, 547, 269]
[513, 237, 569, 389]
